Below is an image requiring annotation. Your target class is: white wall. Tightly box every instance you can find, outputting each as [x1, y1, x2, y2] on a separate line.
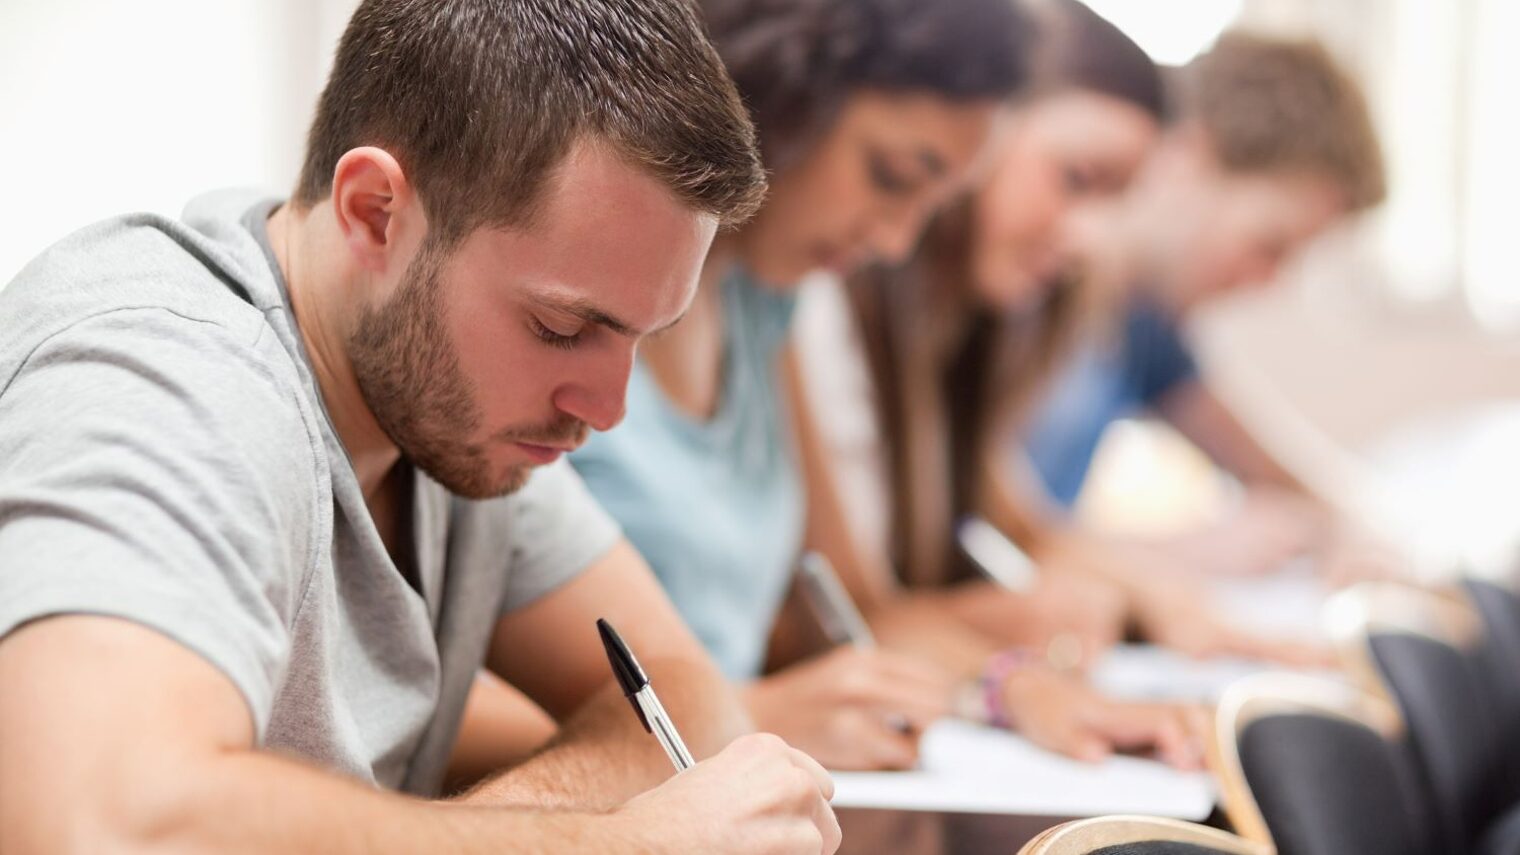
[0, 0, 353, 285]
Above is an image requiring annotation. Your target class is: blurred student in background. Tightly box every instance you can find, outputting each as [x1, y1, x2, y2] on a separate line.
[1020, 33, 1391, 584]
[570, 0, 1208, 775]
[568, 0, 1028, 773]
[776, 0, 1207, 766]
[796, 26, 1384, 673]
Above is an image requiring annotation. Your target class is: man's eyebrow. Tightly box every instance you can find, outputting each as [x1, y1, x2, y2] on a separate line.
[535, 293, 685, 338]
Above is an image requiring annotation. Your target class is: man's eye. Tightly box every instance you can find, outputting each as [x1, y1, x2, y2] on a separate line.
[529, 316, 582, 350]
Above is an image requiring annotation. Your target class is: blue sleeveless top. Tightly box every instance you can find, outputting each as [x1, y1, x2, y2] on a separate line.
[570, 268, 803, 679]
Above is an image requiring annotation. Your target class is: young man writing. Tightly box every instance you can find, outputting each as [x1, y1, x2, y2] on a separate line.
[0, 1, 838, 852]
[1022, 33, 1390, 581]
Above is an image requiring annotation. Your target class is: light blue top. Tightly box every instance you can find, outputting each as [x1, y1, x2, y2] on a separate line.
[570, 268, 803, 679]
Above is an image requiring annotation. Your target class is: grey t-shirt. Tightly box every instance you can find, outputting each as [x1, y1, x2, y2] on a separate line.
[0, 189, 622, 796]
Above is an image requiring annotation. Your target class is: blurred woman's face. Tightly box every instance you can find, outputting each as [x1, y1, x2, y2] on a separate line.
[967, 91, 1158, 310]
[738, 91, 999, 288]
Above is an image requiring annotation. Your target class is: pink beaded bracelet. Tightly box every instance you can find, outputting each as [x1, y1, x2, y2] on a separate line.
[981, 648, 1039, 729]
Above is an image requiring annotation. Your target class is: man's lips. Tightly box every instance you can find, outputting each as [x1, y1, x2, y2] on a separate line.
[514, 441, 577, 464]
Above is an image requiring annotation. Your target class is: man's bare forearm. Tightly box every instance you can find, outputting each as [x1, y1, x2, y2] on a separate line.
[15, 748, 644, 855]
[462, 658, 750, 810]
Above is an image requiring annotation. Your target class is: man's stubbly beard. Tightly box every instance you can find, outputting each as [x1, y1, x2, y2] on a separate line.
[346, 247, 585, 499]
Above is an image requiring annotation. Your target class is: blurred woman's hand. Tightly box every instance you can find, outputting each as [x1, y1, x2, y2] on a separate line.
[1021, 572, 1131, 666]
[945, 574, 1129, 669]
[999, 665, 1209, 770]
[742, 647, 956, 771]
[1163, 488, 1325, 578]
[1317, 524, 1411, 588]
[1130, 582, 1335, 668]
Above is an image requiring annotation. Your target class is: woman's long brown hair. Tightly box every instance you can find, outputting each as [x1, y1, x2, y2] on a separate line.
[843, 0, 1168, 588]
[846, 201, 1094, 588]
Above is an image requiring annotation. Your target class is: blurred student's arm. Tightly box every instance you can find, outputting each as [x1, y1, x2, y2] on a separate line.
[1157, 379, 1309, 492]
[782, 343, 899, 615]
[988, 440, 1334, 665]
[1159, 380, 1404, 583]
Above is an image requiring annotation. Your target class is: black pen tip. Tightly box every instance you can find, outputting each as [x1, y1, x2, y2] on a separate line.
[598, 618, 648, 698]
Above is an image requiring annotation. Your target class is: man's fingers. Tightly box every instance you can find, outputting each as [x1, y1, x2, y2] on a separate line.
[812, 792, 842, 854]
[785, 744, 836, 800]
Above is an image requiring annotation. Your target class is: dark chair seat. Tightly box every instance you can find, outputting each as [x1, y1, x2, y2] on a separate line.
[1239, 711, 1435, 855]
[1479, 801, 1520, 855]
[1465, 579, 1520, 805]
[1370, 630, 1504, 851]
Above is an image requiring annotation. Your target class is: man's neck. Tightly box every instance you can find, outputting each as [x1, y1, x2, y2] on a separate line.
[265, 204, 402, 502]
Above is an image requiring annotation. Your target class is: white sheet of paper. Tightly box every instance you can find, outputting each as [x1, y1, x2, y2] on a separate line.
[1206, 566, 1330, 640]
[829, 719, 1216, 818]
[831, 567, 1334, 817]
[1090, 645, 1276, 703]
[1091, 569, 1343, 703]
[1091, 643, 1345, 703]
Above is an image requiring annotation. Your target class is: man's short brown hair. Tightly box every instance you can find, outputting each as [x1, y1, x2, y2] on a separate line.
[1178, 32, 1387, 211]
[293, 0, 766, 245]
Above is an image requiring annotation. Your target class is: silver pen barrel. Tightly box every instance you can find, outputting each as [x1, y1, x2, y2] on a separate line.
[635, 686, 696, 771]
[798, 552, 877, 647]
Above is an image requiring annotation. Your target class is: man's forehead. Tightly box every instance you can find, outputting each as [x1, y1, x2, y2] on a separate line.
[452, 140, 713, 335]
[549, 139, 690, 218]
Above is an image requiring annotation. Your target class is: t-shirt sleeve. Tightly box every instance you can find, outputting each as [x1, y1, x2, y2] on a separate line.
[0, 309, 321, 737]
[492, 459, 622, 614]
[1122, 299, 1201, 406]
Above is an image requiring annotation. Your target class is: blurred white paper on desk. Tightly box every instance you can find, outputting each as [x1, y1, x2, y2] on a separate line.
[1090, 570, 1342, 703]
[830, 719, 1216, 818]
[1090, 645, 1274, 702]
[1090, 643, 1345, 703]
[1207, 563, 1330, 640]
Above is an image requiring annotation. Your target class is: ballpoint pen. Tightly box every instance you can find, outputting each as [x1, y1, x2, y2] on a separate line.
[797, 551, 877, 648]
[796, 551, 915, 733]
[956, 516, 1040, 592]
[598, 617, 696, 772]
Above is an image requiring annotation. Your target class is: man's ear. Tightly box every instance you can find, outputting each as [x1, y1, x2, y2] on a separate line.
[330, 146, 423, 274]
